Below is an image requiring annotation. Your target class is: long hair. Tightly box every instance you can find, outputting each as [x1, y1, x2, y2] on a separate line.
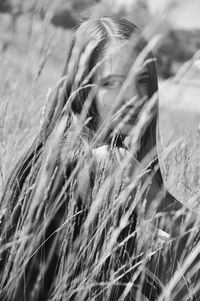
[0, 16, 185, 301]
[62, 17, 159, 158]
[1, 16, 161, 210]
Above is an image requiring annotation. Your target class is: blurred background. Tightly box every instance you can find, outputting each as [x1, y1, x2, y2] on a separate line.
[0, 0, 200, 205]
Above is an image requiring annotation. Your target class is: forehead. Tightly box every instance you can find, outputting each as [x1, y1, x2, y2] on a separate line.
[99, 41, 142, 77]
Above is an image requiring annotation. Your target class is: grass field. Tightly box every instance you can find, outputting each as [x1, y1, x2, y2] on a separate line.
[1, 10, 200, 301]
[1, 13, 200, 204]
[0, 14, 72, 187]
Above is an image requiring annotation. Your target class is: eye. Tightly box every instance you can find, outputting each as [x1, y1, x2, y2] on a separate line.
[99, 75, 125, 89]
[136, 71, 150, 85]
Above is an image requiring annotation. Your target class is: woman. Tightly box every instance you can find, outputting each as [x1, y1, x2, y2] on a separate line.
[0, 16, 198, 301]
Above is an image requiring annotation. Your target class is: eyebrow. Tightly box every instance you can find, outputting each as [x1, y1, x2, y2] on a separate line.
[137, 70, 149, 77]
[99, 74, 126, 82]
[99, 71, 149, 85]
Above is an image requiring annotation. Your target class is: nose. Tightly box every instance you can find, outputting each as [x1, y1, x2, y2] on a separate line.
[121, 83, 137, 106]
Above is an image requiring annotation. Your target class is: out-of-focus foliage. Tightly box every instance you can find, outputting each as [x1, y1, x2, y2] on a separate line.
[42, 0, 150, 29]
[0, 0, 12, 13]
[155, 29, 200, 78]
[0, 0, 149, 31]
[148, 0, 200, 29]
[50, 7, 78, 30]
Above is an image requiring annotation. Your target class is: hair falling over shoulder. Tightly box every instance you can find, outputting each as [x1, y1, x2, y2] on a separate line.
[0, 16, 195, 301]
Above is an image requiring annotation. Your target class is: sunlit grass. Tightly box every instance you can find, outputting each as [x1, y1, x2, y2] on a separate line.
[0, 4, 200, 301]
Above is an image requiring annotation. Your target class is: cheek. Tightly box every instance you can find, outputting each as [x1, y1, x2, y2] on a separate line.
[96, 90, 118, 119]
[136, 84, 148, 99]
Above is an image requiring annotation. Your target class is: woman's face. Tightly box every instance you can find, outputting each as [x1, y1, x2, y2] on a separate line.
[95, 41, 150, 135]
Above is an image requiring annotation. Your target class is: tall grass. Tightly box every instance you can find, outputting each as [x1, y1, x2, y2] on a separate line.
[0, 5, 200, 301]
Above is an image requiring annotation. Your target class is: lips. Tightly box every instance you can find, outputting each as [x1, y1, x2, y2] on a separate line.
[118, 104, 142, 122]
[111, 98, 146, 126]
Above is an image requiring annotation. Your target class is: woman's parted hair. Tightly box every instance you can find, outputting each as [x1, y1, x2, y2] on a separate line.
[62, 16, 159, 163]
[1, 16, 160, 212]
[0, 16, 164, 301]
